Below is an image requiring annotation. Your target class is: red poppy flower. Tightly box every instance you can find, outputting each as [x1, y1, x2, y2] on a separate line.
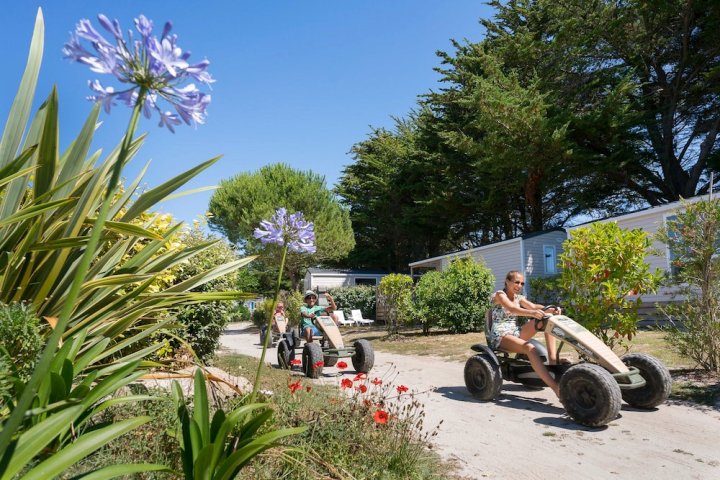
[371, 377, 382, 386]
[396, 385, 409, 394]
[356, 384, 368, 393]
[363, 399, 372, 407]
[290, 359, 301, 366]
[373, 409, 389, 425]
[341, 378, 353, 389]
[313, 360, 324, 368]
[336, 361, 348, 369]
[353, 373, 367, 381]
[288, 380, 302, 394]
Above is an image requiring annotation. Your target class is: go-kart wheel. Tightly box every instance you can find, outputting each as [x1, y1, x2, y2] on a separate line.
[351, 339, 374, 373]
[277, 340, 293, 369]
[302, 342, 324, 378]
[464, 355, 502, 400]
[621, 353, 672, 408]
[323, 355, 338, 367]
[559, 363, 621, 427]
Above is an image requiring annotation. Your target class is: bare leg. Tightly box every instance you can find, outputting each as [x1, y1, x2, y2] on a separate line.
[519, 320, 558, 364]
[500, 334, 560, 397]
[304, 327, 313, 343]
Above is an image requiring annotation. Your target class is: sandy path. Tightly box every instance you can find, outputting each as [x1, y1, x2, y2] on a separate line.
[219, 323, 720, 480]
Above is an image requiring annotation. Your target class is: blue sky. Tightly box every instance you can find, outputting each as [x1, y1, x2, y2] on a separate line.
[2, 1, 492, 225]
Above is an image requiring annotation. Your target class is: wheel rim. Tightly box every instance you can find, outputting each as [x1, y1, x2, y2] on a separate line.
[469, 363, 488, 391]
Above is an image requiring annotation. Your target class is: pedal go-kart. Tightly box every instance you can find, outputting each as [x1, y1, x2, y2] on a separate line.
[276, 315, 375, 378]
[464, 309, 672, 427]
[260, 313, 288, 347]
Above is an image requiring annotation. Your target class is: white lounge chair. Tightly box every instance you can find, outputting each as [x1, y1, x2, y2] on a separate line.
[335, 310, 355, 326]
[351, 309, 374, 326]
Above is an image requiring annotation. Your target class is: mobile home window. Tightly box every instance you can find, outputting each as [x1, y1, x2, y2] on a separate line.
[543, 245, 557, 274]
[354, 278, 377, 286]
[665, 214, 682, 276]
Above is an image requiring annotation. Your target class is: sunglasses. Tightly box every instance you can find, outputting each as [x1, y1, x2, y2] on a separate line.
[512, 280, 525, 286]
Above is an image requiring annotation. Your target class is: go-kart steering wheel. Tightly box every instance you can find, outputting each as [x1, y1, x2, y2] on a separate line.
[535, 305, 559, 331]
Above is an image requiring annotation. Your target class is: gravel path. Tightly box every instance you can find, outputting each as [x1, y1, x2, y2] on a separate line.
[220, 322, 720, 480]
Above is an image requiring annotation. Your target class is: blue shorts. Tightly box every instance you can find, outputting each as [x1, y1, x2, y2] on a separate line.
[302, 324, 321, 336]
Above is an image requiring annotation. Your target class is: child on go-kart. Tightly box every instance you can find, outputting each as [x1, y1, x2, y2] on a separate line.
[489, 271, 562, 397]
[300, 290, 337, 343]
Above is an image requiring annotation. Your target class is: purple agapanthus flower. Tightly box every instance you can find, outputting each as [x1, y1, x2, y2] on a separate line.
[63, 14, 214, 132]
[253, 208, 316, 254]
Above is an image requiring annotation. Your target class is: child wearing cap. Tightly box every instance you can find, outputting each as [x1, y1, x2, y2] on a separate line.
[300, 290, 337, 342]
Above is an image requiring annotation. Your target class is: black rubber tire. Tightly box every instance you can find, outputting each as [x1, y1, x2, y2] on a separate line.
[351, 339, 374, 373]
[621, 353, 672, 408]
[559, 363, 621, 427]
[302, 342, 324, 378]
[277, 340, 293, 369]
[323, 355, 338, 367]
[464, 355, 502, 401]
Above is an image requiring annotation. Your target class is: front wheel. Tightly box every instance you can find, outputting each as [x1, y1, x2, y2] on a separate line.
[621, 353, 672, 408]
[302, 342, 324, 378]
[277, 340, 293, 369]
[351, 339, 374, 373]
[559, 363, 621, 427]
[464, 355, 502, 401]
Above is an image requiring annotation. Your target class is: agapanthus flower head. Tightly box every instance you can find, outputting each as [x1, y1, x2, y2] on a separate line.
[253, 208, 316, 254]
[63, 13, 214, 132]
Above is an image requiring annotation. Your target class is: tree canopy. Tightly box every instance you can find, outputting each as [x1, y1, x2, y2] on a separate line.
[336, 0, 720, 271]
[208, 163, 354, 290]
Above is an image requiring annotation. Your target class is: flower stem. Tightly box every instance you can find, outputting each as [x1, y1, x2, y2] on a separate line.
[0, 88, 148, 457]
[250, 245, 288, 403]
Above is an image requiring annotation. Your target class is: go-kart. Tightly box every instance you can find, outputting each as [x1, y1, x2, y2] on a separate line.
[464, 309, 672, 427]
[276, 315, 374, 378]
[260, 313, 288, 347]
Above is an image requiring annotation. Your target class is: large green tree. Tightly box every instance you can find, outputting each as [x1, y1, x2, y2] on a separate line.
[481, 0, 720, 204]
[208, 163, 354, 290]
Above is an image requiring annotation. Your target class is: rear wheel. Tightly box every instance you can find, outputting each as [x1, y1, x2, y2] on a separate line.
[323, 355, 338, 367]
[277, 340, 293, 369]
[559, 363, 621, 427]
[351, 339, 374, 373]
[464, 355, 502, 401]
[621, 353, 672, 408]
[302, 342, 324, 378]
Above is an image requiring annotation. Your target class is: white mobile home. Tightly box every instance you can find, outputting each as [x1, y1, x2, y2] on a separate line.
[304, 268, 388, 293]
[408, 228, 566, 296]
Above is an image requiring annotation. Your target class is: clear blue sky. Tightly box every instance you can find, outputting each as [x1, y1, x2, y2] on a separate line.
[2, 1, 492, 224]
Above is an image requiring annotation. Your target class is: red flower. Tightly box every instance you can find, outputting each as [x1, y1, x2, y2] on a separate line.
[373, 409, 389, 425]
[288, 380, 302, 395]
[313, 360, 324, 368]
[371, 377, 382, 386]
[356, 384, 368, 393]
[353, 373, 367, 381]
[290, 359, 301, 366]
[336, 361, 348, 369]
[396, 385, 409, 394]
[341, 378, 353, 389]
[363, 399, 372, 407]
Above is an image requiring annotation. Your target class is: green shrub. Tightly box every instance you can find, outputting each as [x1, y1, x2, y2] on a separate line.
[529, 275, 563, 306]
[171, 226, 244, 362]
[413, 259, 495, 334]
[658, 199, 720, 371]
[0, 302, 43, 381]
[377, 275, 414, 334]
[559, 222, 663, 348]
[327, 285, 377, 320]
